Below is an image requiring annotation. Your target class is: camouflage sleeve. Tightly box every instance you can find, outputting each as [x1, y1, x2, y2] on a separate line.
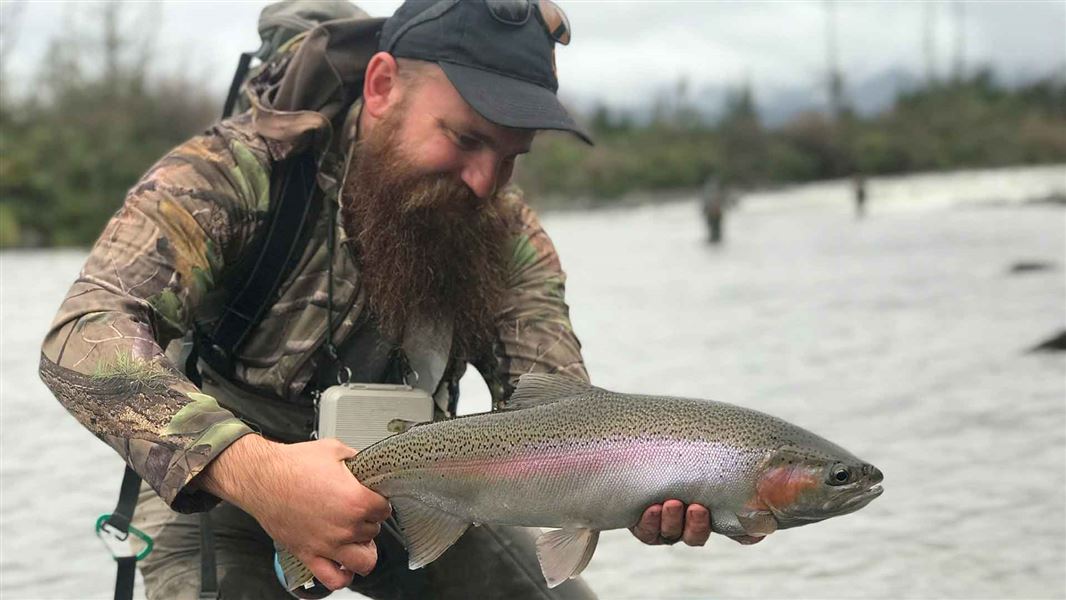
[38, 117, 271, 513]
[478, 188, 589, 406]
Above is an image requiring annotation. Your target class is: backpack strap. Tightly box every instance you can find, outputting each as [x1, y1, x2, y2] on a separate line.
[107, 6, 366, 600]
[222, 52, 256, 119]
[195, 151, 322, 379]
[105, 466, 142, 600]
[198, 513, 219, 599]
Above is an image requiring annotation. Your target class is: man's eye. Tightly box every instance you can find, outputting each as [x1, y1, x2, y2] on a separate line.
[455, 134, 481, 151]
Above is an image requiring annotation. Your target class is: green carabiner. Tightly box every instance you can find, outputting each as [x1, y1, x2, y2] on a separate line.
[95, 514, 153, 561]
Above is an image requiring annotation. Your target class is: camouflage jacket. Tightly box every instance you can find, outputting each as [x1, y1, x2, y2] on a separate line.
[38, 17, 586, 513]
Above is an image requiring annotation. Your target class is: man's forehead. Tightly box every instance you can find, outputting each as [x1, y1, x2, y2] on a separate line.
[449, 112, 536, 152]
[416, 66, 535, 151]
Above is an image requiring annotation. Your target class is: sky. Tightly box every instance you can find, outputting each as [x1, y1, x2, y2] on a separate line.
[2, 0, 1064, 117]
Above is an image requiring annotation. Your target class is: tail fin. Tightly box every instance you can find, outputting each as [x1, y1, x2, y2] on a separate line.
[274, 546, 315, 592]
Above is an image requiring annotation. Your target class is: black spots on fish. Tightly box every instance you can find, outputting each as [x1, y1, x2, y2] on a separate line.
[350, 390, 846, 493]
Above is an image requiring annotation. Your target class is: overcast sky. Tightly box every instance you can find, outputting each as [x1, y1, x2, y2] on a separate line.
[3, 0, 1064, 113]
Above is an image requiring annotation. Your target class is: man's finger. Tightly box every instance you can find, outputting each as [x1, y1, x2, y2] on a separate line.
[353, 492, 392, 523]
[306, 555, 353, 591]
[682, 504, 711, 546]
[350, 520, 382, 543]
[324, 438, 359, 460]
[631, 504, 663, 545]
[333, 541, 378, 576]
[659, 500, 685, 541]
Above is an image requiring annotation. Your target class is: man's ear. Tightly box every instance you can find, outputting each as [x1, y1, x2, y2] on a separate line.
[363, 52, 401, 120]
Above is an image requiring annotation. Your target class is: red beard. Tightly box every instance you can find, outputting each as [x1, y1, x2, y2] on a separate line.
[340, 110, 508, 359]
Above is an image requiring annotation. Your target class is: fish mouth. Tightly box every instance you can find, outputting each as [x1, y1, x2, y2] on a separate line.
[831, 483, 884, 513]
[772, 483, 883, 524]
[814, 481, 882, 513]
[847, 484, 883, 506]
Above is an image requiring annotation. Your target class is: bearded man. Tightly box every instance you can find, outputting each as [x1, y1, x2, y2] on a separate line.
[39, 1, 715, 598]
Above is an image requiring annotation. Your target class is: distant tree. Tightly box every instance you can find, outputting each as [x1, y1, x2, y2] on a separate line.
[776, 111, 842, 180]
[0, 2, 215, 247]
[716, 80, 767, 187]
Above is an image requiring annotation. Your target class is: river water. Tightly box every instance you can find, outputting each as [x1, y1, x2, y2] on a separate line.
[2, 165, 1064, 599]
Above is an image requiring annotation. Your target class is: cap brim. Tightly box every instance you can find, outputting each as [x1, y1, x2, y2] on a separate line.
[438, 61, 593, 145]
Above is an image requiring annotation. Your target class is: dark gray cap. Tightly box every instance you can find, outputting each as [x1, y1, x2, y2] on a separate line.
[380, 0, 592, 144]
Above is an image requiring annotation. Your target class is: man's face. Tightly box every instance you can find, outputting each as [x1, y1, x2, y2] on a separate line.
[341, 65, 532, 357]
[383, 67, 535, 201]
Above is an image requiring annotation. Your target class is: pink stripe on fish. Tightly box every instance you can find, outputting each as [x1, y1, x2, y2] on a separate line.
[426, 438, 713, 482]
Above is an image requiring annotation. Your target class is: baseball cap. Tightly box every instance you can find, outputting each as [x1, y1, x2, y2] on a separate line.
[379, 0, 592, 144]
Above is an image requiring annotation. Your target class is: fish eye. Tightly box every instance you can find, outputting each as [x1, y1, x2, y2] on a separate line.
[828, 464, 851, 486]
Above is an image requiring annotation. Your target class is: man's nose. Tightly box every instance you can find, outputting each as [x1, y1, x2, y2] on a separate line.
[460, 154, 499, 200]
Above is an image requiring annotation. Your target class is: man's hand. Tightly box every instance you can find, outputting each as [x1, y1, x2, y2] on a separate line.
[631, 500, 765, 547]
[198, 435, 392, 590]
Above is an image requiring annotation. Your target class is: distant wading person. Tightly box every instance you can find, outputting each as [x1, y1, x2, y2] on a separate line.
[853, 173, 867, 219]
[702, 177, 731, 244]
[39, 1, 750, 598]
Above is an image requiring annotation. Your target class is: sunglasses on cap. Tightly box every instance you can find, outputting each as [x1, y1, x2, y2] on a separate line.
[487, 0, 572, 45]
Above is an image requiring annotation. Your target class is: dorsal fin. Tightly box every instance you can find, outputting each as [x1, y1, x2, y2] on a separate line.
[503, 373, 597, 411]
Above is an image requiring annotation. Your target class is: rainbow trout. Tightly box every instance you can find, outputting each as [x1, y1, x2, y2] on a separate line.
[279, 374, 883, 591]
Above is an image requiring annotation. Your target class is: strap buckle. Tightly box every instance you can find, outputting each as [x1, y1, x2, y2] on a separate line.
[95, 514, 153, 561]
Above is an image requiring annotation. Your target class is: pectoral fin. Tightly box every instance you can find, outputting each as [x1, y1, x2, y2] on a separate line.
[535, 528, 600, 588]
[736, 510, 778, 537]
[392, 497, 470, 569]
